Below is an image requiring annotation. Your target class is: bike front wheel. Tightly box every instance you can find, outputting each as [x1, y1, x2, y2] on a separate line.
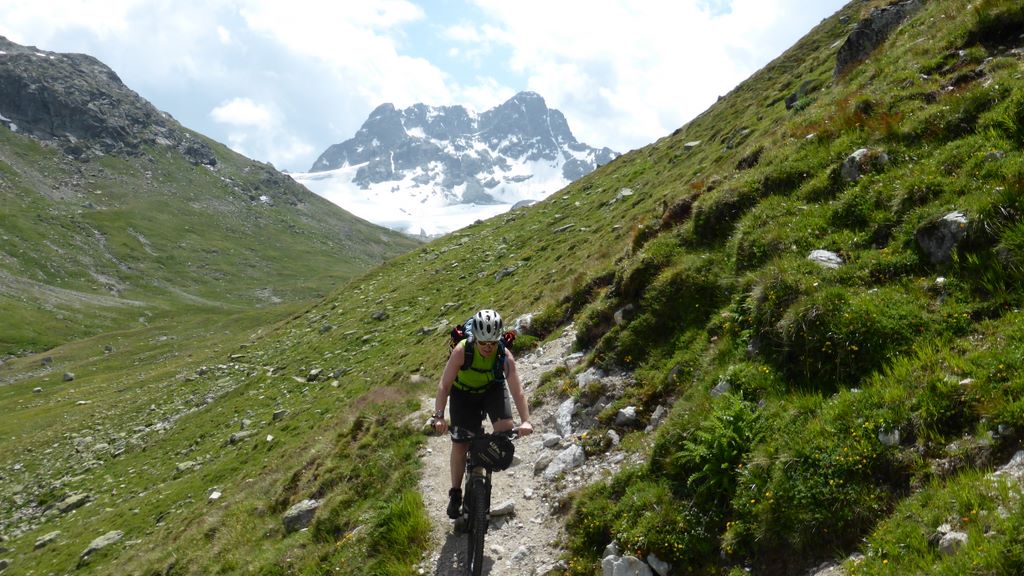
[466, 477, 489, 576]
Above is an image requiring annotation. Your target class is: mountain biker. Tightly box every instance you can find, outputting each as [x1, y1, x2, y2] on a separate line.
[429, 308, 534, 519]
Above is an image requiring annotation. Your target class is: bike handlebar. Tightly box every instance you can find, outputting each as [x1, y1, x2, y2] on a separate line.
[448, 425, 520, 441]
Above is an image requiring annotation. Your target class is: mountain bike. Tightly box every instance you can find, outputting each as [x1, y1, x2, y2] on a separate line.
[450, 426, 518, 576]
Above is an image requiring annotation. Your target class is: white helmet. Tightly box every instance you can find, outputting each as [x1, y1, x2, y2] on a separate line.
[472, 309, 503, 342]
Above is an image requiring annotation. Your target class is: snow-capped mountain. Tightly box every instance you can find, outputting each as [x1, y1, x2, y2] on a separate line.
[290, 91, 618, 236]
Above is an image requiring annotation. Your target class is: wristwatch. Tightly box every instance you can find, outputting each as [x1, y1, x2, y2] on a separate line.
[429, 411, 444, 425]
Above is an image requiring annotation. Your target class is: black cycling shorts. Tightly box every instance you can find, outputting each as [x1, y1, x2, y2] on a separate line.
[449, 384, 512, 441]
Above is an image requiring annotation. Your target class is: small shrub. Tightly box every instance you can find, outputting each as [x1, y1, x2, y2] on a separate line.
[980, 89, 1024, 146]
[512, 333, 539, 353]
[830, 187, 880, 230]
[965, 0, 1024, 51]
[774, 286, 930, 389]
[718, 361, 786, 400]
[911, 372, 976, 445]
[732, 197, 829, 272]
[613, 476, 720, 567]
[366, 490, 431, 572]
[567, 468, 721, 570]
[566, 468, 640, 558]
[740, 263, 816, 341]
[952, 184, 1024, 303]
[614, 233, 685, 302]
[729, 408, 906, 565]
[613, 255, 727, 364]
[531, 301, 568, 340]
[580, 428, 615, 457]
[575, 297, 617, 350]
[536, 365, 572, 399]
[651, 393, 762, 508]
[691, 184, 762, 243]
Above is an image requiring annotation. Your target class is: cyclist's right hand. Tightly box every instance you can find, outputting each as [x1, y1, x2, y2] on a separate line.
[430, 416, 449, 435]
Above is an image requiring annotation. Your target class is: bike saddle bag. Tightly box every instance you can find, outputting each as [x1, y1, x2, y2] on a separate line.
[472, 434, 515, 471]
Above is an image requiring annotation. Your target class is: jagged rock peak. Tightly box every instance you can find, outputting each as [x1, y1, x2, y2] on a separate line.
[307, 91, 617, 205]
[309, 91, 615, 175]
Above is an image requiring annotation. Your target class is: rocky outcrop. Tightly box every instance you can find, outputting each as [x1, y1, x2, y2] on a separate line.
[834, 0, 924, 79]
[0, 36, 216, 166]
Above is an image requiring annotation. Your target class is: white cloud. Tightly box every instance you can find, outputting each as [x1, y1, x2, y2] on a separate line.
[237, 0, 451, 107]
[458, 0, 846, 151]
[456, 77, 514, 115]
[0, 0, 142, 44]
[216, 25, 232, 44]
[0, 0, 849, 169]
[210, 97, 315, 169]
[210, 97, 273, 128]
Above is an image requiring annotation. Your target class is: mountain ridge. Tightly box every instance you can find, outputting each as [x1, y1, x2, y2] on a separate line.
[295, 91, 617, 235]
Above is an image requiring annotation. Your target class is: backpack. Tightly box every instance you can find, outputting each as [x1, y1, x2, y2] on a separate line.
[448, 317, 516, 384]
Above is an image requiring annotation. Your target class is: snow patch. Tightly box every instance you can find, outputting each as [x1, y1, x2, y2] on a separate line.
[292, 167, 516, 237]
[292, 142, 577, 236]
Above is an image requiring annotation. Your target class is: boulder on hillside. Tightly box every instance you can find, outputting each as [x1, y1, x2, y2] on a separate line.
[178, 137, 217, 167]
[834, 0, 925, 79]
[809, 249, 843, 269]
[841, 148, 889, 182]
[34, 531, 60, 550]
[282, 499, 320, 533]
[601, 554, 653, 576]
[56, 493, 92, 514]
[916, 211, 968, 265]
[79, 530, 123, 562]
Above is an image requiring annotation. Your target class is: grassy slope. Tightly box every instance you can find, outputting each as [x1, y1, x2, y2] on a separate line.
[0, 126, 418, 354]
[4, 0, 1024, 574]
[0, 93, 420, 573]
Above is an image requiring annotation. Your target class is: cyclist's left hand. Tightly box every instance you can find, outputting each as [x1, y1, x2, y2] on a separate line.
[518, 421, 534, 436]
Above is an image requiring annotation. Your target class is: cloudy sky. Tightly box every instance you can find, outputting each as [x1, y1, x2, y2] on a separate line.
[0, 0, 848, 173]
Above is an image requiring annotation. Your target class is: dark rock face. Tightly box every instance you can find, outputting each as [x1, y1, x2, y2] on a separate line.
[834, 0, 924, 79]
[0, 36, 215, 165]
[309, 91, 617, 199]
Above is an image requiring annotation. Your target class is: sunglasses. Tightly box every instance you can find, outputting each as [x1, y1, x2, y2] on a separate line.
[476, 340, 498, 347]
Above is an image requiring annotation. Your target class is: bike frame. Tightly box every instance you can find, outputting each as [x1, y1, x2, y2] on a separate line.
[451, 426, 518, 576]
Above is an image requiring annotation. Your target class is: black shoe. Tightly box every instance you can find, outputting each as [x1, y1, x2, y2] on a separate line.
[446, 488, 462, 519]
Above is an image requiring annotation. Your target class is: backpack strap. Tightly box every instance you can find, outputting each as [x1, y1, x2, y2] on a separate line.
[462, 339, 475, 371]
[459, 340, 507, 384]
[493, 341, 507, 384]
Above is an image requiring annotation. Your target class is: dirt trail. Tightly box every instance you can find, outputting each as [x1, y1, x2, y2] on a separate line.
[416, 327, 581, 576]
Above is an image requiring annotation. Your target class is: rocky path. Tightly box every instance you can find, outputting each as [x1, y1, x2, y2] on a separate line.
[415, 325, 610, 576]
